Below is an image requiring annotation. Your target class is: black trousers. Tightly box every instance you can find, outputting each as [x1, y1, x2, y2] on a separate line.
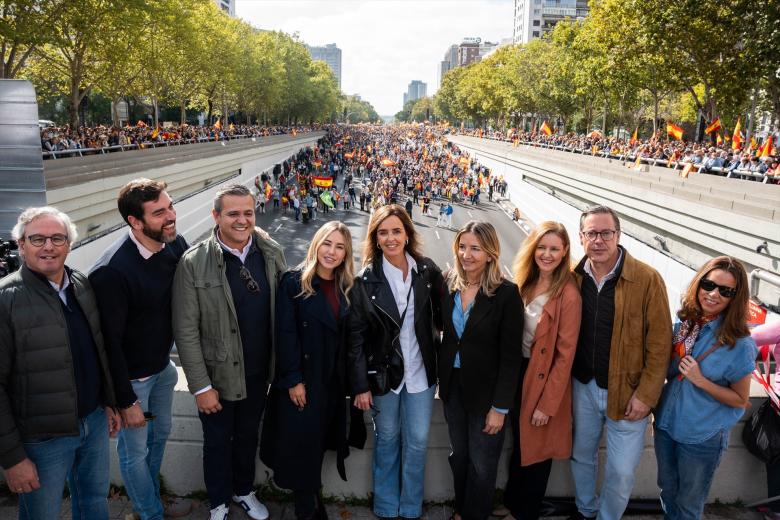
[503, 359, 553, 520]
[767, 460, 780, 512]
[443, 369, 506, 520]
[199, 375, 266, 508]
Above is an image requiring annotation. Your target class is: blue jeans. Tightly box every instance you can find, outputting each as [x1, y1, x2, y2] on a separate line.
[19, 407, 109, 520]
[655, 427, 727, 520]
[117, 361, 178, 520]
[570, 378, 648, 520]
[371, 384, 435, 518]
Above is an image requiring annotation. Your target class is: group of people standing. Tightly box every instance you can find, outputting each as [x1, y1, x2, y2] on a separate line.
[0, 168, 762, 520]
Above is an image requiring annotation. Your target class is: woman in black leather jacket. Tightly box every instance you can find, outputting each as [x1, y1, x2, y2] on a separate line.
[348, 204, 443, 520]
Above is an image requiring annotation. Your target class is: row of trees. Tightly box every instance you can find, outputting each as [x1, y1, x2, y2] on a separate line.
[425, 0, 779, 135]
[1, 0, 377, 127]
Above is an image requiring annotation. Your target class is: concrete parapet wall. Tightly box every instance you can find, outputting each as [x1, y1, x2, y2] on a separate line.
[120, 369, 766, 505]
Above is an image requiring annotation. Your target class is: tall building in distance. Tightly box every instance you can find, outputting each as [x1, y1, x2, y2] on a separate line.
[438, 44, 459, 89]
[307, 44, 342, 89]
[213, 0, 235, 16]
[403, 80, 427, 106]
[437, 38, 503, 89]
[513, 0, 589, 44]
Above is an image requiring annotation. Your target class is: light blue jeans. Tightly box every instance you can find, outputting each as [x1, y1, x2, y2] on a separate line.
[570, 378, 648, 520]
[19, 407, 109, 520]
[655, 427, 728, 520]
[371, 384, 435, 518]
[117, 361, 178, 520]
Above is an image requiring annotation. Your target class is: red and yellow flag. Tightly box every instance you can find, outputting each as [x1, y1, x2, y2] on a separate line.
[750, 136, 758, 150]
[540, 121, 553, 136]
[731, 117, 742, 151]
[312, 176, 333, 188]
[214, 119, 222, 130]
[381, 158, 396, 167]
[629, 128, 638, 146]
[666, 122, 684, 141]
[292, 129, 298, 137]
[758, 136, 773, 158]
[704, 118, 722, 135]
[151, 126, 160, 139]
[716, 133, 723, 146]
[136, 120, 147, 127]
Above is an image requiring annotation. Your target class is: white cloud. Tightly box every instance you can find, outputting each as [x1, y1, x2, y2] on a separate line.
[236, 0, 513, 116]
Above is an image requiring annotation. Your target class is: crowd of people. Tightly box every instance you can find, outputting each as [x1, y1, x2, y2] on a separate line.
[40, 123, 316, 156]
[452, 127, 780, 183]
[2, 126, 779, 520]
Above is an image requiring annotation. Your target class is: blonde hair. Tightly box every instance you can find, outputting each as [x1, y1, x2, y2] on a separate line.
[297, 221, 354, 303]
[447, 221, 503, 297]
[512, 221, 573, 302]
[360, 204, 423, 267]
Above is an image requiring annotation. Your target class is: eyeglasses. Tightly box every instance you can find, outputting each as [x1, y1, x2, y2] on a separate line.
[25, 234, 68, 247]
[699, 278, 737, 298]
[582, 230, 617, 242]
[239, 265, 260, 293]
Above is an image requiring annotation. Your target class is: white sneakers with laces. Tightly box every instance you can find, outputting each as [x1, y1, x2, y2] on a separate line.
[209, 503, 229, 520]
[233, 491, 270, 520]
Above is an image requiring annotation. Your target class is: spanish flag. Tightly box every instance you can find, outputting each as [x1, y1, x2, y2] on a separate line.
[292, 129, 298, 137]
[540, 121, 553, 136]
[313, 176, 333, 188]
[750, 137, 758, 150]
[229, 123, 235, 131]
[137, 120, 147, 127]
[716, 133, 723, 146]
[381, 158, 396, 167]
[704, 118, 722, 135]
[731, 117, 742, 150]
[666, 122, 684, 141]
[629, 127, 638, 146]
[151, 126, 160, 139]
[758, 136, 773, 158]
[214, 119, 222, 130]
[264, 182, 272, 201]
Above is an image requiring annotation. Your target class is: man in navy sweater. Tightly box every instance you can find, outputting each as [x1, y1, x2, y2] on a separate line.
[89, 178, 190, 520]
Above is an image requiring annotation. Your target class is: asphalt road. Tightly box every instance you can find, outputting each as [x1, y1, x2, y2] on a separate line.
[253, 185, 529, 278]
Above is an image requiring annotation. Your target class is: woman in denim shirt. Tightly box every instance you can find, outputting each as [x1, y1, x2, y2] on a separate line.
[654, 256, 757, 520]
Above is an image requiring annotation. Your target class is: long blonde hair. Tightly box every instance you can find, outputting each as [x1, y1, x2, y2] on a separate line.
[297, 221, 354, 303]
[447, 221, 503, 297]
[513, 221, 573, 302]
[360, 204, 423, 267]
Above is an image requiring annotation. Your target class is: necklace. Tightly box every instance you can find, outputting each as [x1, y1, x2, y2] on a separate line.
[465, 279, 480, 287]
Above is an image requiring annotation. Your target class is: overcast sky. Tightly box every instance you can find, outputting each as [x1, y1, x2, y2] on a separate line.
[235, 0, 513, 116]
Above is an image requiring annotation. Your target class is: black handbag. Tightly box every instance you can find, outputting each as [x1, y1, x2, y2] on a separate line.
[743, 398, 780, 464]
[367, 348, 404, 395]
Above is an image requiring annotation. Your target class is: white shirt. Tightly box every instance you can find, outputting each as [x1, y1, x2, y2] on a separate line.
[128, 229, 164, 260]
[583, 247, 624, 292]
[382, 252, 428, 394]
[216, 231, 253, 264]
[49, 271, 71, 305]
[522, 293, 549, 358]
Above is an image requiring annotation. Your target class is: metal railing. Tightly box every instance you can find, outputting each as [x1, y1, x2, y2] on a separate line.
[41, 132, 302, 160]
[478, 136, 777, 184]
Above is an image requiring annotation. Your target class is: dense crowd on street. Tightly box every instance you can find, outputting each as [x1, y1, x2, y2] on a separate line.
[452, 127, 780, 183]
[40, 123, 317, 156]
[3, 126, 780, 520]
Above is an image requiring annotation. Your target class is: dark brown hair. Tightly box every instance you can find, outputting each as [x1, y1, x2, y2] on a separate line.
[579, 204, 621, 232]
[678, 255, 750, 348]
[361, 204, 423, 267]
[117, 178, 168, 224]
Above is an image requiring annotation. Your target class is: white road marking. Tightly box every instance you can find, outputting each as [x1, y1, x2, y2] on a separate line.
[435, 230, 440, 240]
[467, 210, 474, 218]
[274, 224, 283, 232]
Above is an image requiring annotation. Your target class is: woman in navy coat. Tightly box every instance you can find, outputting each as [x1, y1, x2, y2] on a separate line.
[261, 221, 360, 520]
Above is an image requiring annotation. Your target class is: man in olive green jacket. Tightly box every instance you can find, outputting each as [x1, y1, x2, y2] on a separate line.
[172, 185, 286, 520]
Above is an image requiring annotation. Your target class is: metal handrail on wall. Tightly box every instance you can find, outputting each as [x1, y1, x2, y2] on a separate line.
[40, 132, 287, 160]
[478, 136, 776, 184]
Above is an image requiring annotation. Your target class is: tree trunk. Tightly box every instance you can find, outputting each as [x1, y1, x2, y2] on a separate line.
[601, 98, 608, 134]
[652, 89, 659, 135]
[111, 96, 120, 127]
[180, 100, 187, 125]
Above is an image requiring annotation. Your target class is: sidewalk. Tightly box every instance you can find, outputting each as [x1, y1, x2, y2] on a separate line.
[0, 493, 764, 520]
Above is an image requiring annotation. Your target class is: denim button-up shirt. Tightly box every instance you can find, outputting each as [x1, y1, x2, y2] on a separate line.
[655, 318, 757, 443]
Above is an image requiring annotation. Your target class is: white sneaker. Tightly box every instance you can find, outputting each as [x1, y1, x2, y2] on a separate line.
[233, 491, 269, 520]
[210, 503, 229, 520]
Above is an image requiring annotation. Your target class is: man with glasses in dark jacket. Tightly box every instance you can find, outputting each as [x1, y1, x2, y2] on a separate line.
[0, 207, 120, 519]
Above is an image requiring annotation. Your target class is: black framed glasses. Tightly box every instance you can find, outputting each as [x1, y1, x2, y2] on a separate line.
[26, 234, 68, 247]
[582, 230, 617, 242]
[699, 278, 737, 298]
[239, 266, 260, 293]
